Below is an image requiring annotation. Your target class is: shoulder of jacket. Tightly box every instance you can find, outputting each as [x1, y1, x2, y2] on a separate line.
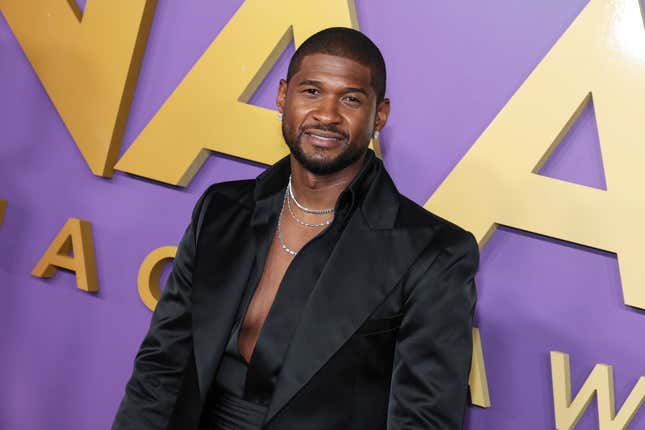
[191, 179, 255, 223]
[191, 180, 256, 245]
[395, 197, 479, 302]
[396, 194, 477, 251]
[200, 179, 256, 207]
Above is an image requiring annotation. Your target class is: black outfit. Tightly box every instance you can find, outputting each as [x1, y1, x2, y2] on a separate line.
[208, 155, 370, 429]
[112, 149, 479, 430]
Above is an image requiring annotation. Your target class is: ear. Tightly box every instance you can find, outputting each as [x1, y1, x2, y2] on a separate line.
[374, 98, 390, 132]
[277, 79, 288, 114]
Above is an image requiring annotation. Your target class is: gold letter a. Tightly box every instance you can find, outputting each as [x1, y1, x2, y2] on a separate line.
[426, 0, 645, 309]
[115, 0, 358, 186]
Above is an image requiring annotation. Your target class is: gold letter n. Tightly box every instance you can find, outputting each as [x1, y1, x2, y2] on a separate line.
[0, 0, 156, 177]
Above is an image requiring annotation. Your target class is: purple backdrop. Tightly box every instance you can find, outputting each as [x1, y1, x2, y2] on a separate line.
[1, 1, 644, 428]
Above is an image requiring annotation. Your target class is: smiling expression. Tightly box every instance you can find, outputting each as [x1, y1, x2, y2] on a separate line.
[277, 53, 389, 175]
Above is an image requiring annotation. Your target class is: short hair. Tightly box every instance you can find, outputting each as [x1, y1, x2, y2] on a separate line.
[286, 27, 387, 102]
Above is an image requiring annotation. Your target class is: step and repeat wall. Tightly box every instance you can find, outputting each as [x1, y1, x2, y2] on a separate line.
[1, 1, 644, 429]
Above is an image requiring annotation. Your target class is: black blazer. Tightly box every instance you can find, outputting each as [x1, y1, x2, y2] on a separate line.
[112, 154, 479, 429]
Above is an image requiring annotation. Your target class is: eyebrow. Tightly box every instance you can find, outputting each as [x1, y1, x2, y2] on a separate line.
[297, 80, 369, 97]
[344, 87, 369, 97]
[297, 79, 322, 87]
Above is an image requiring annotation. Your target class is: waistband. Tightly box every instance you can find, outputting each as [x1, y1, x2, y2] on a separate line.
[207, 388, 268, 430]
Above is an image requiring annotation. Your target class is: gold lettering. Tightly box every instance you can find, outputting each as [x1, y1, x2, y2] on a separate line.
[550, 351, 645, 429]
[424, 0, 645, 309]
[0, 0, 157, 176]
[115, 0, 359, 186]
[32, 218, 99, 293]
[469, 327, 491, 407]
[137, 246, 176, 311]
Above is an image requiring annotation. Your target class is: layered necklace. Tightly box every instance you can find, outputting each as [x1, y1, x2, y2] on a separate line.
[277, 175, 335, 256]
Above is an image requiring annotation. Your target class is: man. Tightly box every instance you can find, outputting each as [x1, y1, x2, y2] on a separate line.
[113, 27, 478, 429]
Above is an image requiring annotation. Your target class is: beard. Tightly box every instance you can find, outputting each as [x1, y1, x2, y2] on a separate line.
[282, 122, 369, 175]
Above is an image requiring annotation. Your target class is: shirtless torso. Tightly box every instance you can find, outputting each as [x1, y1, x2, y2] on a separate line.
[237, 196, 332, 364]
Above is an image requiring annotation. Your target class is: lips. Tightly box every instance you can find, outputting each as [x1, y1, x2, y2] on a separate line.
[302, 128, 347, 147]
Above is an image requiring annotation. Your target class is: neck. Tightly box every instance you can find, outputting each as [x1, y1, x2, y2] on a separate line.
[289, 154, 366, 210]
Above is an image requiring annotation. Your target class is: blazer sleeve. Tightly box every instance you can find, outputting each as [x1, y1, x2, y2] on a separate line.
[112, 189, 212, 430]
[387, 229, 479, 430]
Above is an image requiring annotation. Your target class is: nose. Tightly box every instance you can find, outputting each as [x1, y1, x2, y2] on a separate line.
[312, 97, 342, 125]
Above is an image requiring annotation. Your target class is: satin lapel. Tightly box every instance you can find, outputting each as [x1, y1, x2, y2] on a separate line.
[191, 196, 257, 402]
[263, 213, 435, 424]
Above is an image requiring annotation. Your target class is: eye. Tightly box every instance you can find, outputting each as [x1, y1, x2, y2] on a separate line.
[343, 95, 362, 106]
[303, 88, 319, 96]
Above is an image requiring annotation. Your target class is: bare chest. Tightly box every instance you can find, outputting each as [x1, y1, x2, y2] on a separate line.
[238, 212, 329, 362]
[237, 233, 292, 363]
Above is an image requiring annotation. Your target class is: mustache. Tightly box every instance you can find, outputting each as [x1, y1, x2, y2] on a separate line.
[299, 124, 349, 140]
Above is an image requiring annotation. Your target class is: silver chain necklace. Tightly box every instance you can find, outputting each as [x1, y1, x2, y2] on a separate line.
[278, 191, 298, 256]
[288, 175, 335, 214]
[286, 190, 332, 227]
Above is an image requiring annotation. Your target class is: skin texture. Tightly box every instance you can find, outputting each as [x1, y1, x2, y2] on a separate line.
[238, 53, 390, 364]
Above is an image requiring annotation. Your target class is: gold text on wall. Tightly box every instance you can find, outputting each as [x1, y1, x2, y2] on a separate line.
[425, 0, 645, 310]
[115, 0, 359, 185]
[32, 218, 99, 293]
[551, 351, 645, 429]
[0, 0, 157, 177]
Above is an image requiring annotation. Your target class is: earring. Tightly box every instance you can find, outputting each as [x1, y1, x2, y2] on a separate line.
[277, 112, 283, 121]
[373, 130, 380, 140]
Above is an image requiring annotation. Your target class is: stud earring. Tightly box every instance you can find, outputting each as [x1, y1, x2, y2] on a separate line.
[373, 130, 380, 139]
[277, 112, 283, 121]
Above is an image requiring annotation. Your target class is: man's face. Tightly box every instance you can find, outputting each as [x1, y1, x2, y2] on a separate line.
[277, 53, 389, 175]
